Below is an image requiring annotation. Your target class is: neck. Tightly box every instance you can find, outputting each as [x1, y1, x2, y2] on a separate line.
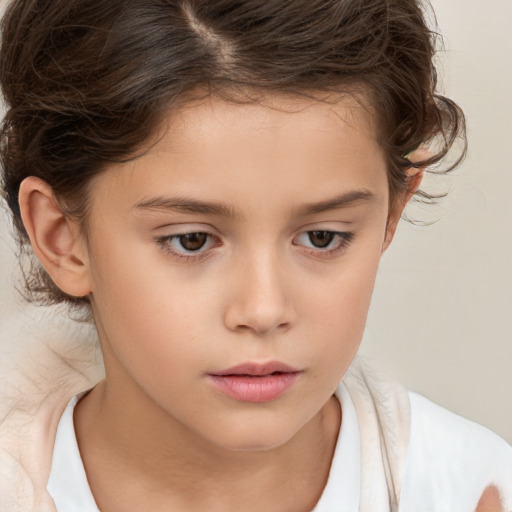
[74, 371, 341, 512]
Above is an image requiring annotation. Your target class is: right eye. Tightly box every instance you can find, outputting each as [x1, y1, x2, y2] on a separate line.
[156, 232, 220, 260]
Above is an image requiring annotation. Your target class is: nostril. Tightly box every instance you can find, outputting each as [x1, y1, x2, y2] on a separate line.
[223, 292, 295, 334]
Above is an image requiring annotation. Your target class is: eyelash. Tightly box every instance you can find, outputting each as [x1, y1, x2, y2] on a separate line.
[155, 230, 354, 262]
[155, 232, 221, 262]
[293, 231, 354, 257]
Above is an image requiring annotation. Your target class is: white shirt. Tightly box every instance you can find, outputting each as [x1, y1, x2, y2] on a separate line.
[47, 384, 361, 512]
[47, 384, 512, 512]
[46, 392, 99, 511]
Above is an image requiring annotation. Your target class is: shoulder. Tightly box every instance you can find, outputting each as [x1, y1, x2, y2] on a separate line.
[400, 392, 512, 512]
[407, 391, 512, 472]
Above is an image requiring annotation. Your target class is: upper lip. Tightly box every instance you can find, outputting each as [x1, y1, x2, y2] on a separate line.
[209, 361, 302, 376]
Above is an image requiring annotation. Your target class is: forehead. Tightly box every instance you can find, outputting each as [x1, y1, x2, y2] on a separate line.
[162, 92, 378, 153]
[88, 93, 388, 216]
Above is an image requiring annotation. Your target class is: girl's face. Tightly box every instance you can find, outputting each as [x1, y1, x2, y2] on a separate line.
[83, 94, 398, 451]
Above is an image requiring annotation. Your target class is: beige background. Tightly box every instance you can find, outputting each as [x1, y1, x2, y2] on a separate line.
[360, 0, 512, 442]
[1, 0, 511, 442]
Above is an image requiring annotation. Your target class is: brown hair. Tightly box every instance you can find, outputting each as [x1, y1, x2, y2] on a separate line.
[0, 0, 466, 310]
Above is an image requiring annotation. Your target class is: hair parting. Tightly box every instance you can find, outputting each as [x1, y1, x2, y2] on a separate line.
[0, 0, 466, 310]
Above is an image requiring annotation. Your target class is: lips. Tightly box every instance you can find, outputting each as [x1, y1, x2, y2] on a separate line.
[210, 361, 301, 377]
[207, 362, 302, 403]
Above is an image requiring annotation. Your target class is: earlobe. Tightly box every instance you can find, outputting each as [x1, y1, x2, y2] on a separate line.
[18, 177, 92, 297]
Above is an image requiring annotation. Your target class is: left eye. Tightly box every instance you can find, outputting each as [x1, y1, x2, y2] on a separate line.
[175, 233, 209, 251]
[294, 230, 353, 252]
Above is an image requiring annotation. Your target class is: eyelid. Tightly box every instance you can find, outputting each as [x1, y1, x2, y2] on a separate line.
[154, 227, 354, 263]
[154, 231, 221, 262]
[152, 221, 222, 234]
[293, 230, 354, 257]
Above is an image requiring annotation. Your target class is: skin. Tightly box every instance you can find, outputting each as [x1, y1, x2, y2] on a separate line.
[475, 486, 504, 512]
[20, 93, 469, 511]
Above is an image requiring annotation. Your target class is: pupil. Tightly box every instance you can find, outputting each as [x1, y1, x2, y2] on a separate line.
[180, 233, 207, 251]
[309, 231, 334, 248]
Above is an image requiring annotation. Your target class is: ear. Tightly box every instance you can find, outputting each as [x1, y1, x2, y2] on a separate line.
[382, 152, 426, 252]
[18, 176, 92, 297]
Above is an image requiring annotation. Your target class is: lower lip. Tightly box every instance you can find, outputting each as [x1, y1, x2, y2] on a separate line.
[207, 372, 301, 403]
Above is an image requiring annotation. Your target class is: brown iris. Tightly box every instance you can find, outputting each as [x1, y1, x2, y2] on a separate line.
[179, 233, 208, 251]
[308, 231, 335, 248]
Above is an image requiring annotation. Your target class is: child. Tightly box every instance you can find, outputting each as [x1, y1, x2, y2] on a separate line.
[0, 0, 510, 511]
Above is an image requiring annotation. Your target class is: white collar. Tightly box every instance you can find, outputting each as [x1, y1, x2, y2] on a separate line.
[47, 390, 100, 511]
[47, 383, 360, 512]
[312, 382, 361, 512]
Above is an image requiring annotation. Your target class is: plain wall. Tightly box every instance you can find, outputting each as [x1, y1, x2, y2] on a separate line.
[360, 0, 512, 443]
[0, 0, 511, 443]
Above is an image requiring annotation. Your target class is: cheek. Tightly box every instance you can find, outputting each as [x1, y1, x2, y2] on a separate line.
[88, 217, 383, 386]
[87, 235, 212, 375]
[301, 241, 382, 367]
[307, 240, 381, 321]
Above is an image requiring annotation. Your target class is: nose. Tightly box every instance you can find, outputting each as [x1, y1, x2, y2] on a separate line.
[223, 251, 295, 336]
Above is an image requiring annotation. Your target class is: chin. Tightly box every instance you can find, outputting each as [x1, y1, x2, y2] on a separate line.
[207, 421, 301, 453]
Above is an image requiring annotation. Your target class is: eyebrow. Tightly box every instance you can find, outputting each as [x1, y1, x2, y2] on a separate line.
[133, 196, 238, 217]
[133, 189, 376, 218]
[295, 189, 376, 216]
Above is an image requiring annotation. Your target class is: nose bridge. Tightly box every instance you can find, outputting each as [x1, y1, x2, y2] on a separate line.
[224, 243, 293, 335]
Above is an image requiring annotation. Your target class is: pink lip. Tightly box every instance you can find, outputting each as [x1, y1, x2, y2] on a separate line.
[207, 362, 302, 403]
